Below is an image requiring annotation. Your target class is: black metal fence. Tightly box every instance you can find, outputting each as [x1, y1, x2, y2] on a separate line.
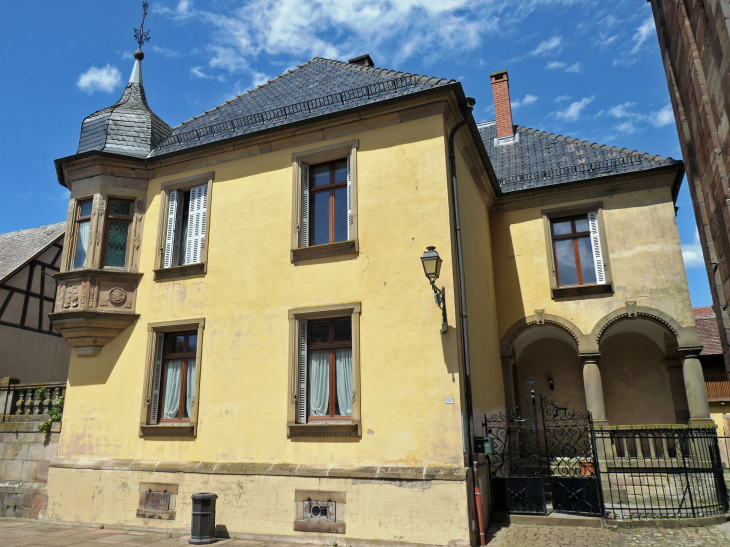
[594, 426, 728, 519]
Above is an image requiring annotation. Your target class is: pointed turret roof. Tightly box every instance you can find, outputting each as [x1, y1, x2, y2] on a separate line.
[76, 50, 171, 158]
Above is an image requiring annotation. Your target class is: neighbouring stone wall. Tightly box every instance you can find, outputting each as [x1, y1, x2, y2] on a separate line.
[0, 421, 60, 519]
[650, 0, 730, 370]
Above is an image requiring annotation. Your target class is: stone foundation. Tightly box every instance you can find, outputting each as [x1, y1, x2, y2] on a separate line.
[45, 465, 470, 545]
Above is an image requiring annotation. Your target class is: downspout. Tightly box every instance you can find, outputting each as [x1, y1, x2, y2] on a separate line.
[448, 98, 476, 460]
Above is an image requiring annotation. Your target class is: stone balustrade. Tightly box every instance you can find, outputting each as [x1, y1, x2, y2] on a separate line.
[0, 378, 66, 423]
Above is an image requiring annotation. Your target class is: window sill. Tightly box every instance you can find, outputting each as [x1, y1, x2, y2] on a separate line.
[153, 263, 206, 281]
[287, 422, 361, 438]
[140, 424, 196, 437]
[551, 282, 613, 299]
[136, 508, 176, 521]
[294, 520, 345, 534]
[291, 240, 358, 262]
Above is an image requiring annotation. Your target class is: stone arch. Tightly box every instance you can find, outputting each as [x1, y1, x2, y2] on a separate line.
[500, 312, 585, 358]
[590, 303, 700, 350]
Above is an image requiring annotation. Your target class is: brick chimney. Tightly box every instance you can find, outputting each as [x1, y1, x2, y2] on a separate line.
[491, 70, 514, 139]
[348, 54, 374, 67]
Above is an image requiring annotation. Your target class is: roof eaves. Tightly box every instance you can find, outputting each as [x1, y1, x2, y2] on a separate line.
[0, 229, 65, 286]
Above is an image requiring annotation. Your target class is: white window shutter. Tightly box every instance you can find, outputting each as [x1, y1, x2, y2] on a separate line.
[301, 164, 310, 248]
[346, 154, 352, 241]
[588, 212, 606, 284]
[185, 183, 208, 265]
[298, 320, 308, 423]
[164, 190, 180, 268]
[149, 333, 165, 425]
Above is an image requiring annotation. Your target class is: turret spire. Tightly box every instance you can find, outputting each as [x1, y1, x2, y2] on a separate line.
[129, 1, 150, 85]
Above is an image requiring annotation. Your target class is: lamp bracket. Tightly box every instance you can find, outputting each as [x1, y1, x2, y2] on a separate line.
[429, 280, 448, 334]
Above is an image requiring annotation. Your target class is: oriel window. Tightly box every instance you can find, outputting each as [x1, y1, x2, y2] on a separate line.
[302, 317, 352, 421]
[154, 332, 197, 422]
[103, 199, 134, 269]
[302, 160, 350, 247]
[551, 214, 605, 287]
[73, 200, 93, 269]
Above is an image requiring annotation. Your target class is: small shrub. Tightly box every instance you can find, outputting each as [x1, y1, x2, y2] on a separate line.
[38, 396, 63, 435]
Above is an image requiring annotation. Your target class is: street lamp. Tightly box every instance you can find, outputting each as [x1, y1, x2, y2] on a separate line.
[420, 246, 447, 334]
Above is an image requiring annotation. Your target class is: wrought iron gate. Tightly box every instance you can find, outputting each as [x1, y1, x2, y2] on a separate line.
[540, 396, 604, 516]
[485, 381, 547, 514]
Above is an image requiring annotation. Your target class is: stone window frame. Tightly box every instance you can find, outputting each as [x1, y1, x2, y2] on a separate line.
[290, 140, 359, 262]
[287, 303, 361, 438]
[137, 482, 178, 521]
[61, 193, 146, 274]
[139, 318, 205, 438]
[153, 172, 215, 281]
[542, 201, 614, 299]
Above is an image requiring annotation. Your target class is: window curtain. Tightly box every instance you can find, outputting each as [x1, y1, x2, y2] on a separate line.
[73, 221, 90, 268]
[308, 350, 329, 416]
[162, 360, 182, 419]
[185, 359, 196, 418]
[335, 349, 353, 416]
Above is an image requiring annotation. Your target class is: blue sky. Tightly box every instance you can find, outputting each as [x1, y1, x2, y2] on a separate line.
[0, 0, 712, 306]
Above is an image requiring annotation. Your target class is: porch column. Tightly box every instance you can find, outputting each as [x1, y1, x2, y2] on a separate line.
[580, 354, 607, 424]
[501, 357, 516, 410]
[678, 347, 712, 425]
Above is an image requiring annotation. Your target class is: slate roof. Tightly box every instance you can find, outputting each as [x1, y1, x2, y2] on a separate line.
[149, 57, 456, 157]
[0, 222, 65, 283]
[694, 306, 723, 356]
[77, 81, 172, 158]
[477, 121, 681, 193]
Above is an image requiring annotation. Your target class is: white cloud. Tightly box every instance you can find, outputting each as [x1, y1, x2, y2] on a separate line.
[555, 96, 594, 121]
[546, 60, 581, 72]
[682, 230, 705, 269]
[607, 101, 674, 132]
[530, 36, 563, 57]
[512, 94, 538, 109]
[649, 104, 674, 128]
[119, 51, 134, 60]
[191, 66, 214, 79]
[631, 16, 655, 54]
[76, 64, 121, 94]
[151, 45, 181, 58]
[153, 0, 195, 20]
[554, 94, 572, 103]
[252, 71, 272, 87]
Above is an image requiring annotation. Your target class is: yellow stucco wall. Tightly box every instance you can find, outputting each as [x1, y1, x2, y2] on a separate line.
[59, 114, 480, 469]
[491, 185, 695, 340]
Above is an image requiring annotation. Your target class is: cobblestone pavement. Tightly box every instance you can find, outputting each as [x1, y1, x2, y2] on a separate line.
[2, 520, 730, 547]
[485, 524, 730, 546]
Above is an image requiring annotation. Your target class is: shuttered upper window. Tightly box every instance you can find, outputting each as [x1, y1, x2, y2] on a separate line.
[164, 184, 208, 268]
[550, 212, 605, 287]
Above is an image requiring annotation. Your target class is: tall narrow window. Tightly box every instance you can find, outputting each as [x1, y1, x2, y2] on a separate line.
[73, 200, 93, 269]
[103, 199, 134, 269]
[302, 317, 352, 421]
[304, 160, 349, 247]
[154, 331, 197, 422]
[163, 184, 208, 268]
[551, 213, 604, 287]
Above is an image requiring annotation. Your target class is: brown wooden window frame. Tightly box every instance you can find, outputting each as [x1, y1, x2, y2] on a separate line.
[551, 214, 595, 288]
[158, 330, 198, 423]
[101, 198, 135, 270]
[72, 199, 93, 270]
[308, 160, 348, 247]
[306, 317, 353, 422]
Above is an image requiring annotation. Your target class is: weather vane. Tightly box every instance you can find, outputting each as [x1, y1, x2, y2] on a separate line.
[133, 1, 151, 50]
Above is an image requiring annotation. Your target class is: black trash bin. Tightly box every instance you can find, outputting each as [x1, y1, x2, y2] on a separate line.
[189, 493, 218, 545]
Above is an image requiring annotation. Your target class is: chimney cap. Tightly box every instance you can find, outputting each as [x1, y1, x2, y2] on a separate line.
[348, 54, 374, 67]
[490, 70, 508, 80]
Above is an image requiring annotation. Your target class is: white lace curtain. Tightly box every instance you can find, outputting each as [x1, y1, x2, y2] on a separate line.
[162, 359, 196, 419]
[73, 221, 90, 268]
[308, 349, 352, 417]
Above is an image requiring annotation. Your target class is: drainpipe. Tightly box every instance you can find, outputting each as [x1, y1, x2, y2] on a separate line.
[448, 98, 476, 460]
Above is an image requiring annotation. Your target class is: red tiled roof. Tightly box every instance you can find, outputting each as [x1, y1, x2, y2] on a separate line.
[693, 306, 723, 355]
